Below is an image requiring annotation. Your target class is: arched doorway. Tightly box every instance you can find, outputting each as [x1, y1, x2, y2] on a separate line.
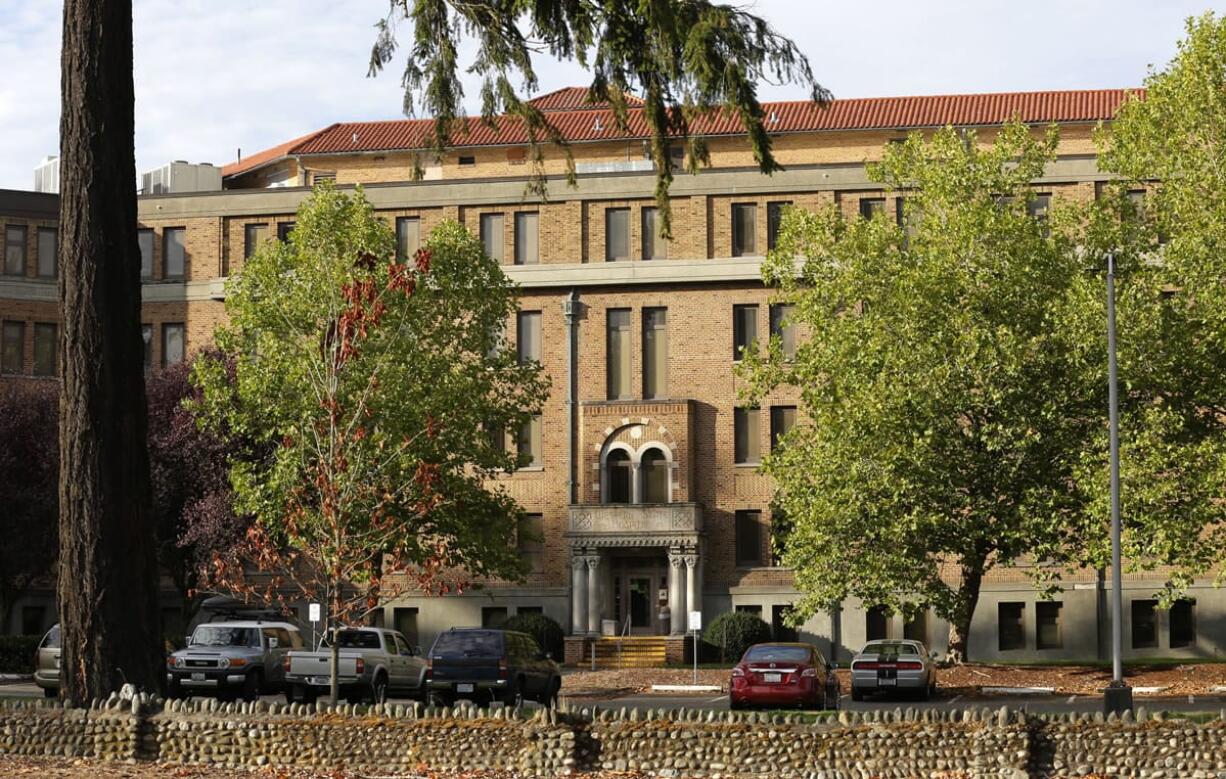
[605, 449, 632, 504]
[640, 447, 670, 504]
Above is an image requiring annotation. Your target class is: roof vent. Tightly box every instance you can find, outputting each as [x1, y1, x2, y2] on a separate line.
[593, 117, 603, 132]
[769, 110, 779, 124]
[351, 132, 359, 144]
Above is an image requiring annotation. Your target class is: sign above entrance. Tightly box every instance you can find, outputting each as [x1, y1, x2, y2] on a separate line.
[688, 610, 702, 632]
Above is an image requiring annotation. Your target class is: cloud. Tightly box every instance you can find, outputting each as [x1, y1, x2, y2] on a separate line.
[0, 0, 1212, 190]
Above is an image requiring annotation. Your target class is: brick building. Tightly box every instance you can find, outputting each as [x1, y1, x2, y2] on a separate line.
[3, 87, 1220, 663]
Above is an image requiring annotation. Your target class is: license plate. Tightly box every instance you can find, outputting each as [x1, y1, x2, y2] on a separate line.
[455, 683, 474, 693]
[878, 677, 896, 686]
[191, 672, 205, 681]
[763, 673, 782, 684]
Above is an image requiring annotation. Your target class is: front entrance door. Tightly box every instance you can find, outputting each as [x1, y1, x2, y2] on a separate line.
[627, 577, 652, 633]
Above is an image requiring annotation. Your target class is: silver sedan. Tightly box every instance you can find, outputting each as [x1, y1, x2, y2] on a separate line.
[849, 639, 937, 701]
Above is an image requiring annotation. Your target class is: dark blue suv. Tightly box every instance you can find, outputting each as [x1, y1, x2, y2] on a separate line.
[425, 628, 560, 707]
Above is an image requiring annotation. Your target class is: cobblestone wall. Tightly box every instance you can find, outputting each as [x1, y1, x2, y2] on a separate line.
[1, 695, 1224, 778]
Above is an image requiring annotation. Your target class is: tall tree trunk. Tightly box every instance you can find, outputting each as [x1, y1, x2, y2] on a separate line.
[946, 560, 985, 665]
[57, 0, 162, 703]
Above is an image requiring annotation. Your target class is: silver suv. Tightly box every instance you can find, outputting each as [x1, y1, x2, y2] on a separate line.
[167, 621, 303, 702]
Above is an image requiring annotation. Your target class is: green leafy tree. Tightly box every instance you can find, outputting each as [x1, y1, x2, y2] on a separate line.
[192, 184, 548, 699]
[367, 0, 829, 234]
[741, 122, 1111, 662]
[1084, 12, 1226, 598]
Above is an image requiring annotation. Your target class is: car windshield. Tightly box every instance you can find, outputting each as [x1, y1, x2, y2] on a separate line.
[42, 625, 60, 649]
[431, 631, 501, 658]
[743, 646, 811, 663]
[190, 626, 260, 648]
[863, 642, 919, 656]
[331, 631, 381, 649]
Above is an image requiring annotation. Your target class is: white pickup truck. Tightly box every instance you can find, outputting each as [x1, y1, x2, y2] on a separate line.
[283, 627, 427, 704]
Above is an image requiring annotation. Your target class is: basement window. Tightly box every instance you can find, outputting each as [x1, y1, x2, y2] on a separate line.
[1131, 600, 1158, 649]
[1169, 599, 1196, 649]
[998, 602, 1024, 651]
[458, 155, 476, 166]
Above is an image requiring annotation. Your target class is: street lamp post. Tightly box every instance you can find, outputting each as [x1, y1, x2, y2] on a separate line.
[1103, 252, 1133, 715]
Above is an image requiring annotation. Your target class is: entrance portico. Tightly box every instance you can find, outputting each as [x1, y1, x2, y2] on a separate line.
[567, 502, 703, 637]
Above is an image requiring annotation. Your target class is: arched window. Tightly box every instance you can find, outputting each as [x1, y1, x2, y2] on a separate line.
[606, 449, 632, 504]
[640, 447, 670, 504]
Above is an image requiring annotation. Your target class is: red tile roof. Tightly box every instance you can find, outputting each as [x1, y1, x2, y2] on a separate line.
[527, 86, 644, 112]
[221, 127, 334, 179]
[223, 89, 1138, 178]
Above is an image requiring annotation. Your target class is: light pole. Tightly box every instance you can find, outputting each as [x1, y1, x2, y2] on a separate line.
[1103, 252, 1133, 715]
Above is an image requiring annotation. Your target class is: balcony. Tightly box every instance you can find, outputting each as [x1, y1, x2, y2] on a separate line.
[568, 502, 702, 544]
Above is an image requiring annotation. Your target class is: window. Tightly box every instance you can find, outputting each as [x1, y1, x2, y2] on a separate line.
[735, 604, 763, 618]
[485, 421, 506, 455]
[480, 213, 504, 263]
[1131, 600, 1158, 648]
[36, 228, 56, 278]
[770, 406, 796, 451]
[1028, 194, 1051, 220]
[4, 225, 26, 275]
[767, 201, 790, 251]
[859, 197, 886, 220]
[481, 607, 508, 628]
[512, 212, 539, 265]
[277, 222, 295, 242]
[605, 449, 632, 504]
[732, 304, 758, 360]
[2, 321, 24, 373]
[903, 611, 928, 645]
[998, 602, 1025, 651]
[311, 171, 336, 186]
[138, 229, 154, 279]
[1169, 599, 1195, 649]
[731, 203, 756, 256]
[393, 608, 419, 646]
[734, 407, 760, 465]
[243, 223, 267, 260]
[517, 415, 542, 467]
[32, 323, 56, 377]
[606, 309, 631, 400]
[1036, 601, 1062, 650]
[162, 227, 186, 279]
[141, 325, 153, 374]
[865, 605, 889, 641]
[642, 307, 667, 399]
[735, 510, 764, 567]
[641, 448, 669, 503]
[396, 217, 421, 260]
[162, 323, 185, 367]
[772, 604, 798, 642]
[641, 207, 665, 260]
[517, 513, 544, 573]
[458, 155, 476, 166]
[605, 208, 630, 262]
[516, 311, 541, 364]
[769, 303, 796, 360]
[21, 606, 45, 636]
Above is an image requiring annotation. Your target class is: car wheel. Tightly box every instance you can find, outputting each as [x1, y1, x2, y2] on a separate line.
[850, 686, 864, 702]
[504, 677, 524, 707]
[242, 672, 262, 703]
[540, 677, 560, 708]
[729, 698, 744, 711]
[371, 673, 389, 704]
[166, 678, 183, 700]
[42, 687, 57, 699]
[427, 691, 450, 708]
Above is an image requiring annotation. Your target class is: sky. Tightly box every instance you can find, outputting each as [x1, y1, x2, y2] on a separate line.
[0, 0, 1220, 190]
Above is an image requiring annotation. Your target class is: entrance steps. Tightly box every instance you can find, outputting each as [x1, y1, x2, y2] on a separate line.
[591, 636, 669, 669]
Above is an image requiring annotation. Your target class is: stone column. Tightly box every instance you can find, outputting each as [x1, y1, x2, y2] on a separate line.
[685, 552, 700, 631]
[586, 553, 602, 635]
[668, 550, 685, 635]
[570, 553, 587, 635]
[630, 463, 641, 504]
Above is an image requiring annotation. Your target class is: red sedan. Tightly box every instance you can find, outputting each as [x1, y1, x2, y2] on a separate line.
[729, 642, 840, 710]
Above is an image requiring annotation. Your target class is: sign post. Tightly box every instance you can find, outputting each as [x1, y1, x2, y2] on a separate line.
[688, 611, 702, 685]
[308, 603, 321, 649]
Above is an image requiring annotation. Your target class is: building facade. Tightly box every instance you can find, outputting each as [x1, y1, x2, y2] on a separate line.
[3, 87, 1222, 662]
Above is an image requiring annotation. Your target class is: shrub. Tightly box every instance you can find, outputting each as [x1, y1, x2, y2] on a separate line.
[502, 612, 564, 660]
[703, 611, 773, 662]
[0, 635, 42, 674]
